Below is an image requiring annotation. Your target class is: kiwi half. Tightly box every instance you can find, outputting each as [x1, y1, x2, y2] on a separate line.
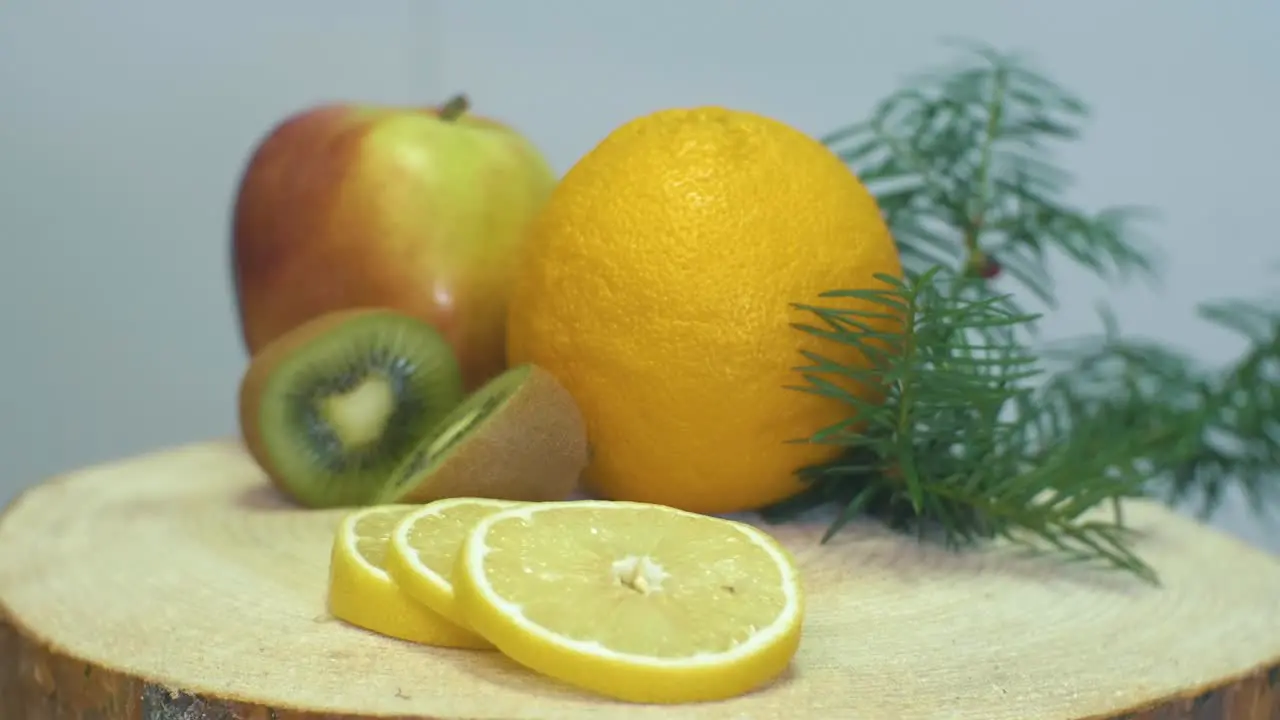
[377, 363, 588, 504]
[238, 308, 465, 508]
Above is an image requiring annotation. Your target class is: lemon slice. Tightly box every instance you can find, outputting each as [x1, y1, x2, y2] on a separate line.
[386, 497, 525, 627]
[452, 500, 805, 704]
[328, 505, 492, 649]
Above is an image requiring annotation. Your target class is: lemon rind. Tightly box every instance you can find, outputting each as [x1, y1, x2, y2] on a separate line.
[328, 506, 493, 650]
[386, 497, 523, 628]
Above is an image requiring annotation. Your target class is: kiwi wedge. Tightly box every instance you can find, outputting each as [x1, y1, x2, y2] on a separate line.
[377, 363, 588, 504]
[238, 308, 465, 508]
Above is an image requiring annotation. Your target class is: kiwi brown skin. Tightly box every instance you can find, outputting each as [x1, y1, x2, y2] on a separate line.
[378, 363, 588, 504]
[238, 307, 465, 508]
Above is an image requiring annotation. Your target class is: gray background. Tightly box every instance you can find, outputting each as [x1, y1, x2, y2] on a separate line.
[2, 1, 1276, 552]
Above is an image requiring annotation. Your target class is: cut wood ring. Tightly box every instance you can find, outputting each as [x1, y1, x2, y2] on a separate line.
[1, 441, 1277, 719]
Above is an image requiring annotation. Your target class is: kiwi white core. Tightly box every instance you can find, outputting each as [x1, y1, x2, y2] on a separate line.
[322, 375, 395, 447]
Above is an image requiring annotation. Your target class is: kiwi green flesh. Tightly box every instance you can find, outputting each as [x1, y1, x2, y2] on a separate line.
[381, 363, 531, 499]
[257, 313, 464, 507]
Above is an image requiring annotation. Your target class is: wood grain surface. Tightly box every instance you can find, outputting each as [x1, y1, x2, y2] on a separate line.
[0, 441, 1277, 719]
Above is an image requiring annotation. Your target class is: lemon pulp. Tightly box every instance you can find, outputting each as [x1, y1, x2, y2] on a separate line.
[453, 500, 805, 703]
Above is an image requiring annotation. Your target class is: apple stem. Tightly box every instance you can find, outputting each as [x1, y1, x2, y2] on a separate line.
[438, 94, 470, 121]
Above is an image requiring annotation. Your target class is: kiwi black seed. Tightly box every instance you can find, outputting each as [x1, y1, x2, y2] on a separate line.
[376, 363, 588, 504]
[237, 308, 465, 508]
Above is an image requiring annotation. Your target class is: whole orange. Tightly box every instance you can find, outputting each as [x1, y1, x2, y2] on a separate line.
[506, 106, 903, 514]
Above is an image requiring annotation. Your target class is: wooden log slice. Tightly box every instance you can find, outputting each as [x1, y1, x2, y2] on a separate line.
[0, 441, 1277, 720]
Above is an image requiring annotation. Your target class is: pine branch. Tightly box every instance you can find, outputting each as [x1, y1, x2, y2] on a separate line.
[768, 268, 1157, 582]
[1039, 296, 1280, 517]
[821, 40, 1160, 317]
[770, 38, 1278, 584]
